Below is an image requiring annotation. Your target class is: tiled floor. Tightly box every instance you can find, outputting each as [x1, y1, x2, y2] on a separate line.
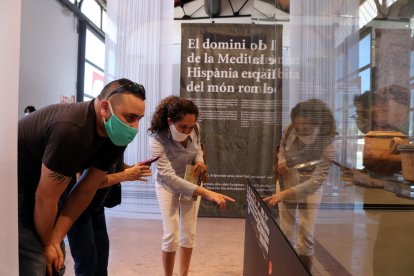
[64, 214, 245, 276]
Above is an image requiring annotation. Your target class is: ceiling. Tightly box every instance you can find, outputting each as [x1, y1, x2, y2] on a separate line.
[98, 0, 414, 22]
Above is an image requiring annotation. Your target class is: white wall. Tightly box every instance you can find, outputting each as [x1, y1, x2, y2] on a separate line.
[19, 0, 78, 118]
[0, 0, 20, 273]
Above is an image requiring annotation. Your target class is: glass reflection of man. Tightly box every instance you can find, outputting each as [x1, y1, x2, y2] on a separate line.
[353, 85, 414, 275]
[353, 85, 410, 134]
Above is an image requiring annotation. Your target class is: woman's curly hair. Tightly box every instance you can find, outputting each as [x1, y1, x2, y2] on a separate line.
[290, 98, 337, 139]
[148, 96, 199, 135]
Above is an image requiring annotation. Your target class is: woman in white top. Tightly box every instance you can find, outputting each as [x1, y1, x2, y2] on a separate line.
[149, 96, 234, 276]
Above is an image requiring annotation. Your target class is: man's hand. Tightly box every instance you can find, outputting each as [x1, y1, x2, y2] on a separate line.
[44, 243, 64, 276]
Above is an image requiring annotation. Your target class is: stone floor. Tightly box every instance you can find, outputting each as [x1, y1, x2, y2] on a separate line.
[64, 215, 245, 276]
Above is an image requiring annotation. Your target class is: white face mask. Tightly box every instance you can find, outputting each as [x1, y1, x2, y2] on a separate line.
[169, 123, 190, 142]
[298, 127, 319, 145]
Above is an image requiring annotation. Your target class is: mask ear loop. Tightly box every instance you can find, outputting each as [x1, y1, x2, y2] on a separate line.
[107, 101, 115, 114]
[103, 101, 115, 124]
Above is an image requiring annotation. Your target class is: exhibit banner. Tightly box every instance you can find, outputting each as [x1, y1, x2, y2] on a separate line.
[180, 23, 283, 217]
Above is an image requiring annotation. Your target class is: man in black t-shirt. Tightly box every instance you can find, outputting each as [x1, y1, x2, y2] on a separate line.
[18, 78, 146, 276]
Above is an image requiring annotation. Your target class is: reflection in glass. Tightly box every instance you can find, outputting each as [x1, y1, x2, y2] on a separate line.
[265, 99, 336, 272]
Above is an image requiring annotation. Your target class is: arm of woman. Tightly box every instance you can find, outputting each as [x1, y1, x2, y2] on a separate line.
[276, 126, 291, 175]
[193, 186, 235, 209]
[193, 124, 207, 176]
[150, 136, 200, 196]
[99, 163, 151, 189]
[194, 125, 204, 164]
[150, 137, 234, 206]
[290, 141, 335, 198]
[264, 141, 335, 207]
[263, 188, 296, 207]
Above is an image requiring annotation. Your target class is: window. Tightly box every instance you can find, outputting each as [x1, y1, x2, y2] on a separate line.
[359, 67, 371, 93]
[83, 29, 105, 100]
[75, 0, 107, 102]
[354, 31, 372, 169]
[359, 33, 371, 69]
[358, 32, 371, 93]
[81, 0, 103, 29]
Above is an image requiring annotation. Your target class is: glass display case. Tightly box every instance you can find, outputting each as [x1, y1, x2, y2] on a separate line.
[250, 0, 414, 275]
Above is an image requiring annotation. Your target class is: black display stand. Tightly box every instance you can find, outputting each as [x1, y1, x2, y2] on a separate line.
[243, 183, 310, 276]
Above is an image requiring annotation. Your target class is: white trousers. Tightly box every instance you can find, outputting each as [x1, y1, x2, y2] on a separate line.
[155, 183, 201, 252]
[276, 182, 322, 256]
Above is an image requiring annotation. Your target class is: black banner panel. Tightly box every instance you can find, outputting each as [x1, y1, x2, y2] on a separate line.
[243, 184, 309, 276]
[180, 23, 283, 217]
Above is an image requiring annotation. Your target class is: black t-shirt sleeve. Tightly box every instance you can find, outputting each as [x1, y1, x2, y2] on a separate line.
[42, 122, 86, 177]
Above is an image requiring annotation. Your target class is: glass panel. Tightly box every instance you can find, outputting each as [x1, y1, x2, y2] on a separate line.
[410, 94, 414, 137]
[410, 51, 414, 136]
[410, 50, 414, 77]
[246, 1, 414, 275]
[81, 0, 101, 28]
[83, 62, 104, 99]
[85, 29, 105, 69]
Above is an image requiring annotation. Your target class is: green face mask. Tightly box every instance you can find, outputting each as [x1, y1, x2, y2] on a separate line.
[104, 102, 138, 146]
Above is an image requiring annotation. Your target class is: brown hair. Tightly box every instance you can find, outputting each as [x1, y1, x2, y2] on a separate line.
[148, 96, 199, 134]
[290, 98, 337, 139]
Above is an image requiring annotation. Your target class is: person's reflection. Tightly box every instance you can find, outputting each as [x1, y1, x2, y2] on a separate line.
[352, 85, 414, 275]
[264, 99, 337, 271]
[353, 85, 410, 135]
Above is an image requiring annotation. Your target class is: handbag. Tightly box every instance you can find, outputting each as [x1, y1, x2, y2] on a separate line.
[88, 183, 121, 211]
[103, 183, 122, 208]
[103, 156, 124, 208]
